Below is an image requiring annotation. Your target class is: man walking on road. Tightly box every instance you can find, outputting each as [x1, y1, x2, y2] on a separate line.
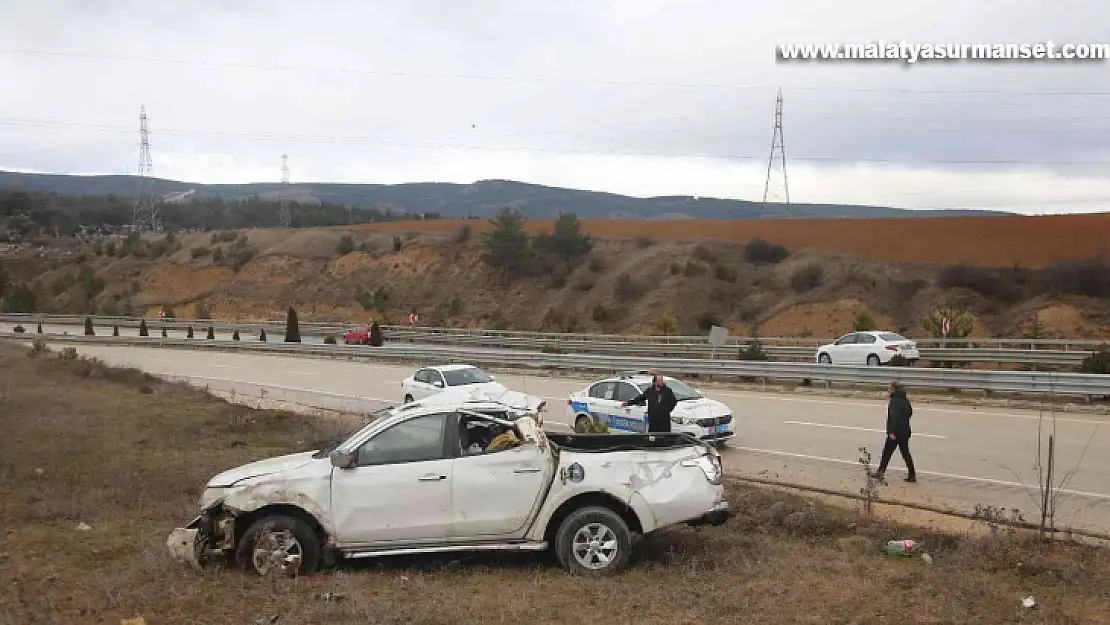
[621, 370, 678, 434]
[872, 381, 917, 483]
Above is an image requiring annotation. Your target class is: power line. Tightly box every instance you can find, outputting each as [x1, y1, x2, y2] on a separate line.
[2, 117, 1109, 167]
[9, 47, 1110, 96]
[761, 88, 790, 218]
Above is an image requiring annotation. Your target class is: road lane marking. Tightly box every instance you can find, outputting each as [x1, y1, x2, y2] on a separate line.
[783, 420, 947, 439]
[710, 391, 1110, 425]
[286, 371, 317, 375]
[731, 446, 1110, 500]
[210, 364, 236, 368]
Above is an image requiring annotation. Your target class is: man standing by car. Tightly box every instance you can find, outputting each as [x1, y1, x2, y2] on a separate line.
[621, 370, 678, 433]
[872, 381, 917, 483]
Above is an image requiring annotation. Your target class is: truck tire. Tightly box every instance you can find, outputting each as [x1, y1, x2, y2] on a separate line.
[554, 506, 632, 576]
[235, 514, 321, 576]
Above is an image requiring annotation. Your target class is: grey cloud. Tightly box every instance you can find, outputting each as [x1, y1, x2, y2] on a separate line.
[0, 0, 1108, 210]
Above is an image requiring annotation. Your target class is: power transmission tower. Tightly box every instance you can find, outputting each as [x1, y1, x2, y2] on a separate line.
[131, 105, 161, 232]
[760, 88, 790, 219]
[279, 154, 291, 228]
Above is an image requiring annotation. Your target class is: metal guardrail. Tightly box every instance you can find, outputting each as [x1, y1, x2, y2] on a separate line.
[8, 332, 1110, 398]
[2, 313, 1102, 367]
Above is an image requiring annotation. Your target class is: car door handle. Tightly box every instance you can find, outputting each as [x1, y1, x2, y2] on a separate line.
[418, 474, 447, 482]
[514, 467, 541, 474]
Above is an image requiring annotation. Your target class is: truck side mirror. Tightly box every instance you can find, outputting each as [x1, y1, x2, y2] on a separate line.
[329, 449, 356, 469]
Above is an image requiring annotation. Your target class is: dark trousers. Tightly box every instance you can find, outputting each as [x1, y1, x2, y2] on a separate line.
[877, 435, 915, 477]
[647, 414, 672, 433]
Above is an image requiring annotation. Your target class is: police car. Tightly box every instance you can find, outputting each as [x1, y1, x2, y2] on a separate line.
[566, 371, 735, 444]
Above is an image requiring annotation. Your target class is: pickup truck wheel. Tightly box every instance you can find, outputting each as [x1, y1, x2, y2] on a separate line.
[555, 506, 632, 576]
[235, 515, 321, 576]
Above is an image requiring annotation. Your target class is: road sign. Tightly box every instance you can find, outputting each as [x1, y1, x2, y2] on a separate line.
[708, 325, 728, 359]
[942, 317, 951, 336]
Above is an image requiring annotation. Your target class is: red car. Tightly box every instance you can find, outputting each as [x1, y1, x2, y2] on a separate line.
[343, 325, 371, 345]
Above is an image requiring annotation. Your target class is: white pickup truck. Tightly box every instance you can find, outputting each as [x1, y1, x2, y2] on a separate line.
[167, 396, 730, 576]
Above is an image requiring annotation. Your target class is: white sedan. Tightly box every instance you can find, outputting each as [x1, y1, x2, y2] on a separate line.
[567, 372, 735, 444]
[815, 331, 920, 366]
[401, 364, 546, 422]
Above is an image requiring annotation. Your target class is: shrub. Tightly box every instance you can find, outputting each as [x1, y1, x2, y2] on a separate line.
[790, 263, 825, 293]
[284, 306, 301, 342]
[1039, 255, 1110, 299]
[682, 261, 707, 277]
[634, 235, 654, 249]
[738, 339, 770, 361]
[138, 319, 149, 337]
[591, 305, 613, 322]
[1078, 345, 1110, 374]
[232, 329, 240, 341]
[453, 225, 471, 244]
[743, 238, 789, 264]
[212, 247, 223, 262]
[574, 276, 596, 291]
[692, 244, 717, 263]
[714, 264, 738, 283]
[587, 258, 603, 273]
[653, 312, 681, 336]
[438, 296, 463, 319]
[936, 264, 1022, 303]
[336, 235, 355, 255]
[356, 285, 391, 311]
[231, 247, 255, 271]
[84, 317, 94, 336]
[695, 311, 721, 333]
[323, 335, 337, 345]
[669, 262, 682, 275]
[852, 308, 876, 332]
[574, 415, 610, 434]
[548, 273, 567, 289]
[533, 212, 592, 268]
[59, 346, 78, 361]
[614, 273, 638, 299]
[27, 338, 47, 357]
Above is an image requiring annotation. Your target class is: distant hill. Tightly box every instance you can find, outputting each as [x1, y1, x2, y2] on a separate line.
[0, 171, 1010, 220]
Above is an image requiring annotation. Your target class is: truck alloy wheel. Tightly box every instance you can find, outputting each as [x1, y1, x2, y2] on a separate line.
[555, 506, 631, 576]
[235, 515, 321, 576]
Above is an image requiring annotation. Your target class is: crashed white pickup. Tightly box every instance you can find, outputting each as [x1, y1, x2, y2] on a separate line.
[167, 398, 730, 576]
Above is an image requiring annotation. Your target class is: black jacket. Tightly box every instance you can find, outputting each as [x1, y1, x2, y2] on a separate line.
[628, 383, 678, 423]
[886, 387, 913, 438]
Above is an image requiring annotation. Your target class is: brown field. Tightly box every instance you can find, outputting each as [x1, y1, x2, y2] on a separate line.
[2, 343, 1109, 624]
[356, 213, 1110, 268]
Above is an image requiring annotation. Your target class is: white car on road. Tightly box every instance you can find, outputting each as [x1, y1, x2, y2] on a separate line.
[402, 364, 499, 403]
[166, 398, 730, 577]
[815, 331, 920, 366]
[567, 372, 735, 444]
[401, 364, 546, 423]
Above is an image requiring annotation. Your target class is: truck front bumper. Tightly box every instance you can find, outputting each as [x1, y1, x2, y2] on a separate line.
[687, 500, 731, 527]
[166, 506, 236, 569]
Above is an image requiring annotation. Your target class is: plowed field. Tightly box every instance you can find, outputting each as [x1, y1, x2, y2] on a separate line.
[356, 213, 1110, 268]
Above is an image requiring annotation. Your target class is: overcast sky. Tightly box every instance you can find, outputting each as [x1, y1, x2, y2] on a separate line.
[1, 0, 1109, 213]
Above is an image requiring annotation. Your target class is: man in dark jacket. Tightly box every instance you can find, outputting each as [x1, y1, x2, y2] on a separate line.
[621, 371, 678, 433]
[873, 381, 917, 482]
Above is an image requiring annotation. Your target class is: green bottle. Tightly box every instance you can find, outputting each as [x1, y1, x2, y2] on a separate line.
[885, 539, 917, 556]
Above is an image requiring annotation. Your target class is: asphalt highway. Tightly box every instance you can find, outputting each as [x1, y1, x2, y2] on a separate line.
[51, 343, 1110, 536]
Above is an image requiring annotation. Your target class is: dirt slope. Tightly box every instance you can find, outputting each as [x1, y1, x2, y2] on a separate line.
[13, 224, 1106, 341]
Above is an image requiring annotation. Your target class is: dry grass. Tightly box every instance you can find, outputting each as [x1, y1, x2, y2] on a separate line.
[355, 213, 1110, 269]
[1, 343, 1109, 624]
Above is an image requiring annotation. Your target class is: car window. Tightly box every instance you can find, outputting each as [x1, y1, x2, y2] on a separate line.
[879, 333, 906, 342]
[443, 367, 493, 386]
[588, 382, 615, 400]
[614, 382, 640, 402]
[662, 379, 702, 401]
[429, 371, 445, 388]
[414, 370, 428, 384]
[835, 334, 858, 345]
[457, 414, 522, 456]
[357, 413, 448, 466]
[857, 334, 877, 344]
